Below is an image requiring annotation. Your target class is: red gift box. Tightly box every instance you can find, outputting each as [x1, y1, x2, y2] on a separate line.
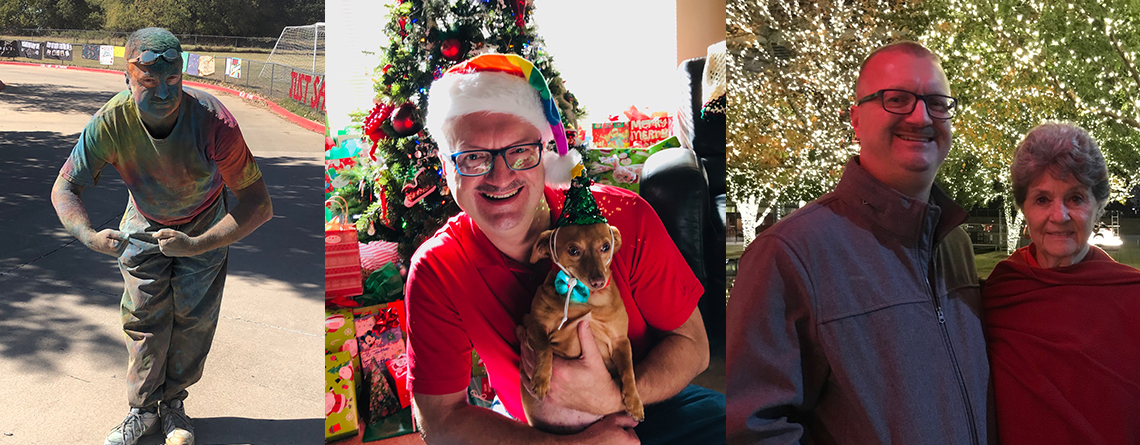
[591, 122, 629, 148]
[386, 353, 411, 408]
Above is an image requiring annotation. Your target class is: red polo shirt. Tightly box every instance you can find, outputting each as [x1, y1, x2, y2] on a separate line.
[404, 184, 703, 422]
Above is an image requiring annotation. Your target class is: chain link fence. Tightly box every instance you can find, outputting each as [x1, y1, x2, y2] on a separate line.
[0, 28, 275, 50]
[189, 57, 324, 119]
[1, 30, 323, 120]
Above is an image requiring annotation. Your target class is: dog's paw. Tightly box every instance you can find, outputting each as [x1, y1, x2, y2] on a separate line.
[624, 400, 645, 421]
[532, 375, 550, 399]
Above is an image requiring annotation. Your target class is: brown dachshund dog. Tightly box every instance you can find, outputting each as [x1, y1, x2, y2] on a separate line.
[518, 223, 643, 434]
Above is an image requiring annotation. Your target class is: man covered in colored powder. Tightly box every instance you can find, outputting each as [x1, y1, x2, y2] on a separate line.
[50, 28, 272, 445]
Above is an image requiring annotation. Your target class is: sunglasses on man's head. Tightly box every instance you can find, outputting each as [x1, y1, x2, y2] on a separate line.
[128, 48, 180, 65]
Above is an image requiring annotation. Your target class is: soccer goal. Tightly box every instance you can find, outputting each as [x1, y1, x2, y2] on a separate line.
[261, 22, 325, 77]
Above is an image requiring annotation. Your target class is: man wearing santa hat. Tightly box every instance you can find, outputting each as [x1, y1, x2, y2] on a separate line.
[402, 54, 725, 444]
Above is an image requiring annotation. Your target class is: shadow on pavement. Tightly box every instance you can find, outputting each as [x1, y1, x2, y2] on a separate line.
[226, 155, 323, 297]
[131, 417, 323, 445]
[0, 82, 119, 116]
[0, 130, 321, 371]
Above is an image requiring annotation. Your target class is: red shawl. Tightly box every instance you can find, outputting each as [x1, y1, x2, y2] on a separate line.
[983, 244, 1140, 445]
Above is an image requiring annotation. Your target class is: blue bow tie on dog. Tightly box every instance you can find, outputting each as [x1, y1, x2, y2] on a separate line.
[554, 270, 590, 304]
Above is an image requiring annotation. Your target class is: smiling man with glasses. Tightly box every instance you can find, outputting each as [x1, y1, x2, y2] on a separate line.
[402, 54, 724, 445]
[727, 41, 991, 444]
[50, 27, 272, 445]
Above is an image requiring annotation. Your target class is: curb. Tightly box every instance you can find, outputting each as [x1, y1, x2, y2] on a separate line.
[0, 60, 324, 134]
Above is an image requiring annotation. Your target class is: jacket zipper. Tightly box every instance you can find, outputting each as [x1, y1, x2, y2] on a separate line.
[929, 264, 980, 445]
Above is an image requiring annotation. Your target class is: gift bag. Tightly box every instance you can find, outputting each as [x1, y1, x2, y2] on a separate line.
[325, 352, 359, 442]
[325, 197, 363, 299]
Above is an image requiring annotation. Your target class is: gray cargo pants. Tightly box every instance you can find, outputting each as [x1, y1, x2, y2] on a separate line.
[117, 193, 228, 409]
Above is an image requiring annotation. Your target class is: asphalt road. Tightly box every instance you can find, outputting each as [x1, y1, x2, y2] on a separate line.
[0, 63, 324, 445]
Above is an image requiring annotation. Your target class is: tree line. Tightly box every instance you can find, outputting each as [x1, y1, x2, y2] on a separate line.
[0, 0, 322, 37]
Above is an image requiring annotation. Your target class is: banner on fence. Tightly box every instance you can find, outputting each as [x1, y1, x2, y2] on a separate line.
[113, 46, 125, 58]
[199, 55, 215, 76]
[20, 41, 43, 59]
[186, 53, 200, 76]
[82, 44, 99, 60]
[99, 45, 114, 65]
[0, 40, 18, 57]
[44, 42, 73, 61]
[289, 70, 325, 112]
[180, 52, 189, 72]
[225, 58, 242, 78]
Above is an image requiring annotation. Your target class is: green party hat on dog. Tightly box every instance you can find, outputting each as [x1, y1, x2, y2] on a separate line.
[555, 164, 607, 227]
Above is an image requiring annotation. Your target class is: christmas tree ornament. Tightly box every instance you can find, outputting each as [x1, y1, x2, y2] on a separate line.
[364, 103, 396, 152]
[391, 102, 423, 137]
[441, 38, 464, 61]
[368, 220, 376, 236]
[378, 184, 389, 224]
[512, 0, 528, 30]
[402, 167, 438, 207]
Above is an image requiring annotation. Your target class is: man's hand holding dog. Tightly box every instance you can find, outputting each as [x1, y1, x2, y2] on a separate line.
[520, 316, 624, 416]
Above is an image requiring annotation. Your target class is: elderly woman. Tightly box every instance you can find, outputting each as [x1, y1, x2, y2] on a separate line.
[984, 122, 1140, 444]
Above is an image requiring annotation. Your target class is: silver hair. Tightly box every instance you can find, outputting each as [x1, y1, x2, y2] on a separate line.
[1010, 122, 1110, 216]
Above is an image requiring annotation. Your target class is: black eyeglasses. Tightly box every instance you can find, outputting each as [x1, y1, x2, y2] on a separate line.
[449, 142, 543, 177]
[856, 89, 958, 120]
[128, 48, 181, 66]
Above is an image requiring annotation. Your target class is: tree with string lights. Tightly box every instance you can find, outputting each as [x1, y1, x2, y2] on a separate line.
[727, 0, 936, 243]
[730, 0, 1140, 252]
[333, 0, 584, 261]
[930, 0, 1140, 252]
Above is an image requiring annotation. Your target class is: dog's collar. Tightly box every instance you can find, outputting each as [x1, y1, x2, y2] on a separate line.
[555, 270, 590, 304]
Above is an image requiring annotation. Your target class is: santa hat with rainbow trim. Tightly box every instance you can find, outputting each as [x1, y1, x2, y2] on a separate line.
[426, 53, 579, 185]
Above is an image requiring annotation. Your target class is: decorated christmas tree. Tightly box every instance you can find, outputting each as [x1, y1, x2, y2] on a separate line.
[336, 0, 585, 262]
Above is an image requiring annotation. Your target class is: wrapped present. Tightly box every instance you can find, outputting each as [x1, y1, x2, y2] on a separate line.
[467, 375, 496, 408]
[325, 352, 359, 442]
[584, 144, 664, 193]
[325, 308, 359, 372]
[354, 302, 406, 378]
[326, 197, 363, 299]
[591, 122, 629, 148]
[360, 241, 400, 275]
[467, 350, 495, 408]
[366, 357, 401, 423]
[629, 116, 672, 148]
[386, 353, 411, 408]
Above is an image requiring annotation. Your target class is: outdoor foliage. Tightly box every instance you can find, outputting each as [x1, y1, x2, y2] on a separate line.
[732, 0, 1140, 250]
[333, 0, 584, 262]
[0, 0, 322, 36]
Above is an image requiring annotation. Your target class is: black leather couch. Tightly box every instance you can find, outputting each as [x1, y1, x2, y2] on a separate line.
[639, 57, 726, 345]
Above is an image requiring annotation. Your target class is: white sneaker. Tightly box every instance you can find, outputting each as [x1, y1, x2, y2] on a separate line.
[160, 399, 195, 445]
[104, 408, 159, 445]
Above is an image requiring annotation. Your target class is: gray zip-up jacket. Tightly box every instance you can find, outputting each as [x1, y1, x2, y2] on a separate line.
[727, 157, 991, 444]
